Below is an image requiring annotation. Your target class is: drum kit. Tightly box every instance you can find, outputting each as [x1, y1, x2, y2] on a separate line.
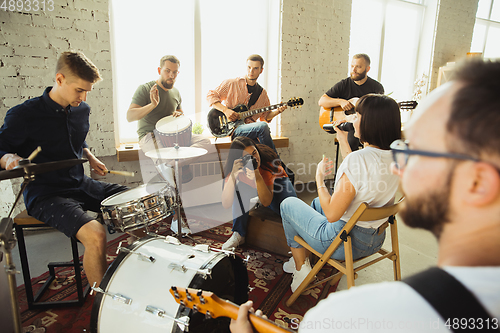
[101, 115, 206, 238]
[92, 115, 249, 332]
[0, 115, 248, 332]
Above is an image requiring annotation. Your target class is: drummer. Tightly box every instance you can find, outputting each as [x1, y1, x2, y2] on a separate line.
[127, 55, 214, 184]
[0, 51, 129, 289]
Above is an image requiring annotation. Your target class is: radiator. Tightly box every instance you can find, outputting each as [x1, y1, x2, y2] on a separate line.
[180, 161, 224, 207]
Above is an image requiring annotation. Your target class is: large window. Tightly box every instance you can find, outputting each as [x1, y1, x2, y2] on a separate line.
[110, 0, 281, 144]
[471, 0, 500, 59]
[349, 0, 425, 101]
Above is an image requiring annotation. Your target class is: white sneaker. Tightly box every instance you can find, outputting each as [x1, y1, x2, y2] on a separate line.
[222, 232, 245, 251]
[170, 218, 192, 235]
[283, 257, 296, 273]
[249, 196, 260, 207]
[291, 258, 312, 293]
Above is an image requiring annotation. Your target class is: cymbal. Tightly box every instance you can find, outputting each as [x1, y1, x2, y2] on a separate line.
[0, 158, 87, 181]
[145, 147, 208, 160]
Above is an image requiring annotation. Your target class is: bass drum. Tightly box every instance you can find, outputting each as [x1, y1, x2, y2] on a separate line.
[90, 237, 248, 333]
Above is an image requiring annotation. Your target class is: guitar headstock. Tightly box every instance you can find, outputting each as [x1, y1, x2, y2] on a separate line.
[398, 100, 418, 110]
[170, 286, 226, 319]
[286, 97, 304, 108]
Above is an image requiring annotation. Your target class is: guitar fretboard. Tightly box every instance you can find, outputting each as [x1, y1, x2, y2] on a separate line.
[240, 102, 285, 119]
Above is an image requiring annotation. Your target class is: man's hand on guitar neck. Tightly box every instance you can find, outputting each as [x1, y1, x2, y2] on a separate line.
[230, 300, 266, 333]
[266, 105, 287, 122]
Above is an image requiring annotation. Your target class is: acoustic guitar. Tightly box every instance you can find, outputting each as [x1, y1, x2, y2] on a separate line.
[318, 97, 359, 132]
[319, 99, 418, 133]
[169, 286, 293, 333]
[207, 98, 304, 138]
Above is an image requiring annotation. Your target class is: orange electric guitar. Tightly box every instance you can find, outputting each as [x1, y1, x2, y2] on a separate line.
[318, 97, 359, 132]
[169, 286, 293, 333]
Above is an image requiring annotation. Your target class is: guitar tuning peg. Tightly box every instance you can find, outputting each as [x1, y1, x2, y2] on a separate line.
[205, 311, 213, 320]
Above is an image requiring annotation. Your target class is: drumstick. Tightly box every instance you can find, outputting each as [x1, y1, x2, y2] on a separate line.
[28, 146, 42, 161]
[107, 170, 135, 177]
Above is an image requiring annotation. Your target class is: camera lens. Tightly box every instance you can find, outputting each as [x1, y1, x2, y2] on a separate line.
[336, 122, 354, 131]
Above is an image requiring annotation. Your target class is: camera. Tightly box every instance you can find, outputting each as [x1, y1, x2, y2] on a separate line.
[241, 154, 258, 170]
[322, 122, 354, 133]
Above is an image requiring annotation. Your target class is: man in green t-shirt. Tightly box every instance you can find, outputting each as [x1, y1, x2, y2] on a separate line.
[127, 55, 212, 184]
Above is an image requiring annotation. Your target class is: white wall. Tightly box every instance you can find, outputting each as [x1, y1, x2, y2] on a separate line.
[279, 0, 352, 184]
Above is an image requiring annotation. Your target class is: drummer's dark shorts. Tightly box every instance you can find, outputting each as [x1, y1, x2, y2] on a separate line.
[29, 183, 128, 238]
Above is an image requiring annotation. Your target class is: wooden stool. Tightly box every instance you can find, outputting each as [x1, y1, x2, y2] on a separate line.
[246, 206, 289, 256]
[13, 210, 89, 309]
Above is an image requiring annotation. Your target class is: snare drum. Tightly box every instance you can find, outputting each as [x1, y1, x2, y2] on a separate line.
[155, 115, 192, 147]
[100, 183, 174, 232]
[90, 237, 248, 332]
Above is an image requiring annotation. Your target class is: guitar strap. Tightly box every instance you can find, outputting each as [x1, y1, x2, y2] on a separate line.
[247, 83, 263, 110]
[403, 267, 498, 332]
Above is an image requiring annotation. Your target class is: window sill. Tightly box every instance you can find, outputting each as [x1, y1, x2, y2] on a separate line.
[116, 136, 289, 162]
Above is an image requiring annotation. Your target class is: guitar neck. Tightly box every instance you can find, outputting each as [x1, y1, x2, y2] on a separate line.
[218, 299, 292, 333]
[240, 102, 284, 120]
[169, 287, 292, 333]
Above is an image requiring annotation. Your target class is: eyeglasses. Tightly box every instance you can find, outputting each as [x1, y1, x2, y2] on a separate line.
[165, 69, 179, 76]
[390, 139, 479, 170]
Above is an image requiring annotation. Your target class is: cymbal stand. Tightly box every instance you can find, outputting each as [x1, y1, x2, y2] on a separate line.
[1, 170, 36, 333]
[1, 217, 22, 333]
[170, 143, 197, 243]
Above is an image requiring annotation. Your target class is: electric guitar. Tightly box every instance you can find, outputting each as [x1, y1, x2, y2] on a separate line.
[169, 286, 293, 333]
[207, 98, 304, 138]
[319, 99, 418, 132]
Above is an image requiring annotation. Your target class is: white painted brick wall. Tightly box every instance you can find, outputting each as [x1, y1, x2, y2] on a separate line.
[0, 1, 131, 217]
[429, 0, 479, 90]
[280, 0, 352, 184]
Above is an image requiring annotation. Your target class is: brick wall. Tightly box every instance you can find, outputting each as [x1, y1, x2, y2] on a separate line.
[0, 0, 132, 216]
[280, 0, 352, 184]
[428, 0, 479, 90]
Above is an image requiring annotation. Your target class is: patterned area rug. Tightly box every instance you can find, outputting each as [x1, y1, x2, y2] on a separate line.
[18, 217, 339, 332]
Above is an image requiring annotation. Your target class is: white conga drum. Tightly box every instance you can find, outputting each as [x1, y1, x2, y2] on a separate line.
[155, 115, 192, 147]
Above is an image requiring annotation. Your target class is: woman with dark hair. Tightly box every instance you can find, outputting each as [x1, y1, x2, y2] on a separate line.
[221, 136, 297, 250]
[280, 94, 402, 292]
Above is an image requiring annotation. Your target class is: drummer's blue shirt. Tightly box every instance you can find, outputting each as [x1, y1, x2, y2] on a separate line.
[0, 87, 106, 210]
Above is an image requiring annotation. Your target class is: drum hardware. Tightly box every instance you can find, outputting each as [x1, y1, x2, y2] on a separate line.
[145, 305, 190, 331]
[164, 235, 182, 245]
[90, 282, 133, 305]
[0, 217, 22, 333]
[116, 241, 156, 263]
[193, 244, 210, 253]
[145, 145, 207, 241]
[168, 262, 212, 279]
[243, 254, 251, 265]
